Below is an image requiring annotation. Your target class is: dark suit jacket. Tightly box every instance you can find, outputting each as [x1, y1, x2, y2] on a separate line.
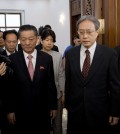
[114, 45, 120, 70]
[0, 49, 14, 130]
[1, 49, 18, 56]
[36, 43, 59, 52]
[0, 49, 14, 101]
[0, 48, 4, 54]
[65, 44, 120, 132]
[7, 50, 57, 134]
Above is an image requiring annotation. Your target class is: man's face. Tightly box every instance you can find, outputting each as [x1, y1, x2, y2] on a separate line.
[4, 33, 18, 53]
[78, 20, 98, 48]
[19, 30, 38, 54]
[73, 38, 81, 46]
[0, 32, 4, 48]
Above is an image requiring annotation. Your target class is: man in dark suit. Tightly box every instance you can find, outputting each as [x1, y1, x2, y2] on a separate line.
[2, 29, 18, 56]
[0, 30, 18, 134]
[6, 24, 57, 134]
[0, 48, 13, 134]
[114, 45, 120, 131]
[0, 61, 8, 134]
[65, 15, 120, 133]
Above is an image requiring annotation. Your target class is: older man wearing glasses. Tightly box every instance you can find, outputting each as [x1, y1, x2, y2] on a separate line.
[65, 15, 120, 133]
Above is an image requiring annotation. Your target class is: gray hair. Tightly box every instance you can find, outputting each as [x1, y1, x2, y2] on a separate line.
[76, 15, 100, 31]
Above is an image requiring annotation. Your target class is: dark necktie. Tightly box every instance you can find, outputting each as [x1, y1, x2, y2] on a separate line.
[82, 50, 90, 79]
[27, 55, 34, 80]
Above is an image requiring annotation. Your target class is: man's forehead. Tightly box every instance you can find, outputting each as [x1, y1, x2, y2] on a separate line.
[0, 32, 3, 36]
[0, 33, 3, 38]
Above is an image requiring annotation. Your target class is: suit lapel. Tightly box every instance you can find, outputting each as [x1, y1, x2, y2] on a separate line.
[74, 45, 85, 83]
[33, 50, 40, 82]
[19, 51, 32, 81]
[33, 50, 45, 82]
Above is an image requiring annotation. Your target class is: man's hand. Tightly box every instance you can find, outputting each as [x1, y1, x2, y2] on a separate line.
[109, 116, 119, 125]
[50, 110, 57, 119]
[7, 112, 16, 124]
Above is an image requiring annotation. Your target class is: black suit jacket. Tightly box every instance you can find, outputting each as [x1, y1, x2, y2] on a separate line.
[7, 50, 57, 133]
[65, 44, 120, 132]
[1, 49, 18, 56]
[114, 45, 120, 70]
[0, 49, 14, 102]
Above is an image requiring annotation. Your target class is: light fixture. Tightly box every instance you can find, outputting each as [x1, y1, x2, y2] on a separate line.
[98, 19, 105, 34]
[59, 13, 65, 24]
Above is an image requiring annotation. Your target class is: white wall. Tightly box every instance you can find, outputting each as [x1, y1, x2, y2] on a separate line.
[0, 0, 70, 54]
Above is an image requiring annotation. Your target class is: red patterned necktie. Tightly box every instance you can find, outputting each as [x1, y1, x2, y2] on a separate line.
[82, 50, 90, 79]
[27, 55, 34, 80]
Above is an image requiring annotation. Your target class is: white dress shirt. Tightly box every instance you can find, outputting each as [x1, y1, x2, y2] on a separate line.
[80, 42, 97, 71]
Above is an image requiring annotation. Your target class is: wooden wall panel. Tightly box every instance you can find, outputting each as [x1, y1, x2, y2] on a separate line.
[70, 0, 120, 48]
[70, 0, 103, 44]
[71, 0, 81, 16]
[108, 0, 117, 48]
[103, 0, 120, 48]
[116, 0, 120, 46]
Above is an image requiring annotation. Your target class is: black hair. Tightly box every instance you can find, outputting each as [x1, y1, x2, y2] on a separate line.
[41, 28, 56, 42]
[3, 29, 18, 40]
[44, 24, 52, 29]
[18, 24, 38, 38]
[38, 26, 44, 36]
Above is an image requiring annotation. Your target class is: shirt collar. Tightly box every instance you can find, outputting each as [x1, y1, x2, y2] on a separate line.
[23, 49, 37, 60]
[81, 41, 97, 54]
[6, 49, 15, 56]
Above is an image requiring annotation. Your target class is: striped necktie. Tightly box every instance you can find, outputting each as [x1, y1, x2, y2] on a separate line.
[82, 50, 90, 79]
[27, 55, 34, 80]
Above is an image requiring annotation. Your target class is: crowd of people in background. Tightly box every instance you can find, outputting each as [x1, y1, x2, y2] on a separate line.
[0, 15, 120, 134]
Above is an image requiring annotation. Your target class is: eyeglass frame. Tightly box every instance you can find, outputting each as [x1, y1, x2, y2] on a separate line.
[77, 29, 97, 36]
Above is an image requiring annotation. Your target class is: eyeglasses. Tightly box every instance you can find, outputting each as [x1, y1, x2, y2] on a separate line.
[78, 30, 96, 36]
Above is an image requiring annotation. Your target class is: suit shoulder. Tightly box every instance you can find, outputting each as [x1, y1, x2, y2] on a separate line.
[38, 50, 52, 59]
[1, 50, 7, 56]
[9, 51, 19, 58]
[114, 45, 120, 54]
[98, 44, 114, 52]
[114, 45, 120, 50]
[66, 45, 80, 55]
[97, 44, 117, 58]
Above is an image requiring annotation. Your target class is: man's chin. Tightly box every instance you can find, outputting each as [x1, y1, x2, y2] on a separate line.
[83, 43, 91, 48]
